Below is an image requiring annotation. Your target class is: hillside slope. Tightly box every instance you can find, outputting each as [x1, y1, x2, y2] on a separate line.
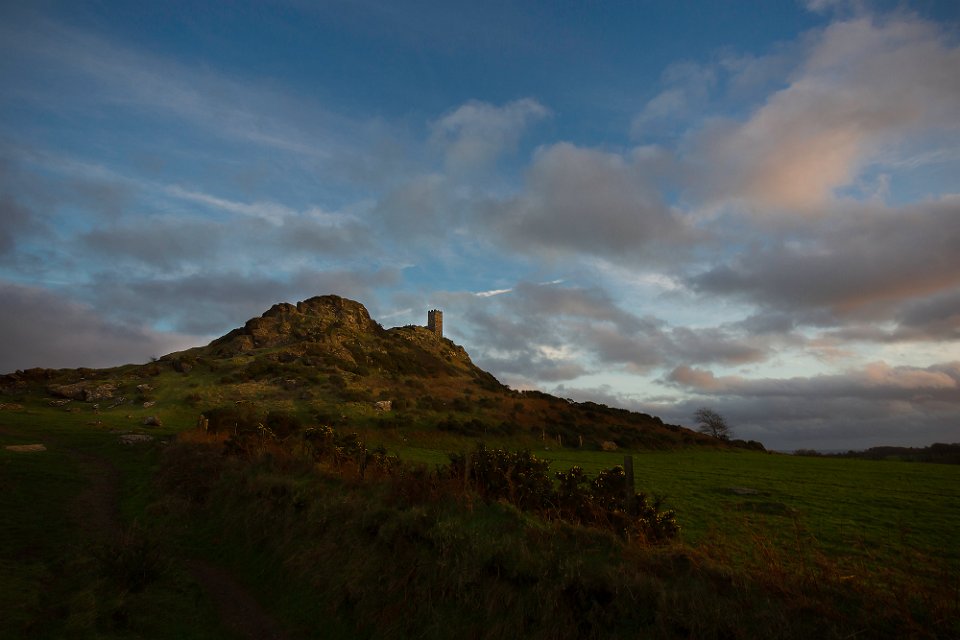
[1, 295, 717, 450]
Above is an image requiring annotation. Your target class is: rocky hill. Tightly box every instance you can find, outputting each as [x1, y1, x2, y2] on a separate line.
[1, 295, 718, 450]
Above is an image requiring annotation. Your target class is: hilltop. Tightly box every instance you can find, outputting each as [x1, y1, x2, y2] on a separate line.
[1, 294, 717, 450]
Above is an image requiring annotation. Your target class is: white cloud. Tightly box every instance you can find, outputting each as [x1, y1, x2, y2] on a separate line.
[631, 61, 716, 137]
[165, 186, 296, 224]
[430, 98, 549, 172]
[475, 288, 513, 298]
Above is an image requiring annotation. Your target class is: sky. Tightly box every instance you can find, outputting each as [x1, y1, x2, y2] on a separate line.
[1, 0, 958, 451]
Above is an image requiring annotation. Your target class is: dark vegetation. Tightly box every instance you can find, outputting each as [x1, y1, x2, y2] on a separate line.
[693, 406, 732, 441]
[795, 442, 960, 465]
[152, 422, 958, 639]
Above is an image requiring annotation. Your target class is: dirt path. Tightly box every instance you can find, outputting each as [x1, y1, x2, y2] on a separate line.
[61, 434, 293, 639]
[188, 559, 291, 640]
[71, 449, 123, 541]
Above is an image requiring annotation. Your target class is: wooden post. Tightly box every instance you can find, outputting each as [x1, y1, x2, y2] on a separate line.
[623, 455, 635, 514]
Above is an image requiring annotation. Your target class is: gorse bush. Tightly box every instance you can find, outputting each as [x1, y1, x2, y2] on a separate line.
[449, 444, 679, 542]
[555, 465, 679, 541]
[450, 444, 554, 511]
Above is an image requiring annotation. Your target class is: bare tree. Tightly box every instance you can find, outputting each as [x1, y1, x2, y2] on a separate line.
[694, 407, 732, 441]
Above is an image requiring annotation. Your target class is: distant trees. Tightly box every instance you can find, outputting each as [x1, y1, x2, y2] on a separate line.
[694, 407, 732, 441]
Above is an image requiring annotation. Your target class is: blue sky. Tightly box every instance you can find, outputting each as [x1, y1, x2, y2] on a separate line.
[2, 0, 959, 450]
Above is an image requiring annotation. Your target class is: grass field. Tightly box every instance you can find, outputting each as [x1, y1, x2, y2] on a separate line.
[0, 407, 249, 638]
[3, 400, 958, 637]
[397, 443, 960, 593]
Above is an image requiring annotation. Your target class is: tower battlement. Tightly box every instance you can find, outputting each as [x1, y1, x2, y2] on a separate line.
[427, 309, 443, 338]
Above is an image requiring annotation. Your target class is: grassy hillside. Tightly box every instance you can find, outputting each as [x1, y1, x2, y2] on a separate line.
[1, 296, 725, 455]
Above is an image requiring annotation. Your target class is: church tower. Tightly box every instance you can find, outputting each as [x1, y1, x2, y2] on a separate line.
[427, 309, 443, 338]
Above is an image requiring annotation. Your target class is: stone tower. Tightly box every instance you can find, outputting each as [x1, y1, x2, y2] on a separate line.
[427, 309, 443, 338]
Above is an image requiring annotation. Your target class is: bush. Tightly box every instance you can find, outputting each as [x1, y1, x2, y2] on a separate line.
[450, 445, 679, 542]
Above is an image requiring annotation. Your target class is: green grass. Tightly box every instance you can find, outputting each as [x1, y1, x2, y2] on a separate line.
[4, 395, 959, 638]
[0, 406, 233, 638]
[396, 444, 960, 592]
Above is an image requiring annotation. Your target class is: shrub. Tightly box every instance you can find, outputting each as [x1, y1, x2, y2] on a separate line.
[450, 445, 679, 542]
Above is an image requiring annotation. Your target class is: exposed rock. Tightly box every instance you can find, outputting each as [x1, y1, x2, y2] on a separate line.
[210, 295, 381, 352]
[48, 399, 71, 407]
[48, 382, 117, 402]
[5, 444, 46, 452]
[172, 359, 193, 373]
[0, 403, 24, 410]
[136, 384, 153, 393]
[727, 487, 761, 496]
[143, 415, 163, 427]
[119, 434, 154, 445]
[374, 400, 392, 412]
[143, 401, 156, 408]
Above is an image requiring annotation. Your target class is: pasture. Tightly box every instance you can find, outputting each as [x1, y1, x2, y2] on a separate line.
[2, 400, 957, 637]
[399, 445, 960, 592]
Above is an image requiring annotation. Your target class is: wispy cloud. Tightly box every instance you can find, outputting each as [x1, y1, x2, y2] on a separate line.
[431, 99, 550, 173]
[475, 288, 513, 298]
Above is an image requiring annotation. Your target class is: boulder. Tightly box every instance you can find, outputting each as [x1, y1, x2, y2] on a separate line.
[143, 415, 163, 427]
[48, 382, 117, 402]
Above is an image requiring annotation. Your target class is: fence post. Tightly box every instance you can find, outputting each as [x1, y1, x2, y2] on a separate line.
[624, 455, 635, 514]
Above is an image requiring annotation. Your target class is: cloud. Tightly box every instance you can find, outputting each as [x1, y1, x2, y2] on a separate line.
[436, 282, 774, 386]
[373, 173, 453, 235]
[660, 360, 960, 449]
[81, 217, 224, 270]
[631, 61, 716, 137]
[490, 142, 686, 259]
[475, 288, 512, 298]
[803, 0, 867, 16]
[165, 186, 298, 224]
[688, 14, 960, 211]
[0, 281, 204, 372]
[431, 99, 549, 172]
[0, 20, 360, 162]
[0, 196, 35, 255]
[665, 361, 959, 399]
[690, 196, 960, 322]
[78, 267, 401, 335]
